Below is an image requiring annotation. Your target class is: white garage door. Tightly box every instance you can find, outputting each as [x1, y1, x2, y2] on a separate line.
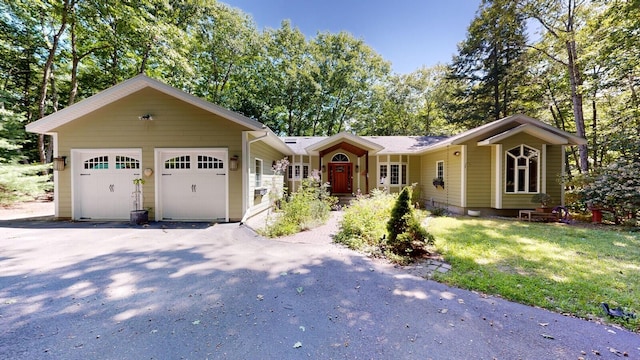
[156, 149, 228, 221]
[72, 149, 142, 220]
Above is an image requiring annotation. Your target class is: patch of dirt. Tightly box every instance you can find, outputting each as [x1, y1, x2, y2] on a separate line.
[0, 199, 54, 220]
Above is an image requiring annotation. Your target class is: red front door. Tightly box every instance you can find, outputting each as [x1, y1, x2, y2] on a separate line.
[329, 163, 352, 193]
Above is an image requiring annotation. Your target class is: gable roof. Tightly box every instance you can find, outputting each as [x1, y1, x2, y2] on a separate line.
[26, 74, 268, 134]
[282, 134, 446, 155]
[416, 114, 587, 153]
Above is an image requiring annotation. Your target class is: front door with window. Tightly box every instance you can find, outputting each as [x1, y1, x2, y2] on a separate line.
[329, 163, 352, 193]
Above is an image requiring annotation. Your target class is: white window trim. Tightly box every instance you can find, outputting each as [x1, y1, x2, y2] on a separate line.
[331, 153, 350, 162]
[288, 163, 310, 180]
[377, 155, 409, 187]
[436, 160, 445, 179]
[255, 158, 263, 188]
[504, 144, 540, 194]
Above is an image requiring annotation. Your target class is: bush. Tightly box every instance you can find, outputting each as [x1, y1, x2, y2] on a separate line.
[0, 163, 52, 206]
[567, 160, 640, 224]
[385, 186, 434, 262]
[334, 189, 396, 254]
[262, 173, 336, 237]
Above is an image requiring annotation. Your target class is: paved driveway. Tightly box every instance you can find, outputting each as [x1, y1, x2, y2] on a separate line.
[1, 219, 638, 359]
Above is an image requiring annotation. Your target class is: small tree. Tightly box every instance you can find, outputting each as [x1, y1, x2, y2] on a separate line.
[386, 185, 435, 262]
[132, 178, 145, 211]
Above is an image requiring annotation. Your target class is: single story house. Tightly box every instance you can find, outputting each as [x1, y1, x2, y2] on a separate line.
[26, 75, 587, 222]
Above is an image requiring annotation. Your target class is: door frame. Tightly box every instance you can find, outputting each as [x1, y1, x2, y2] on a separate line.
[328, 162, 353, 194]
[154, 148, 229, 222]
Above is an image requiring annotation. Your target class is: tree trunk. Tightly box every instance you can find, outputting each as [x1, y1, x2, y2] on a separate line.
[36, 0, 73, 164]
[565, 38, 588, 172]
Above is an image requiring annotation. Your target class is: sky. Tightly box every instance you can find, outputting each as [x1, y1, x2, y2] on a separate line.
[220, 0, 481, 74]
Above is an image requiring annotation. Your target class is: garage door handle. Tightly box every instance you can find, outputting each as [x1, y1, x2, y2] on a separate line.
[162, 173, 172, 176]
[216, 173, 225, 176]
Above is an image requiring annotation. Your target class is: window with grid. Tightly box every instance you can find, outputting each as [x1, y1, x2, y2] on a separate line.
[255, 159, 263, 187]
[506, 144, 539, 193]
[197, 155, 223, 169]
[390, 164, 400, 185]
[436, 161, 444, 179]
[115, 156, 140, 169]
[165, 156, 190, 169]
[379, 164, 388, 184]
[84, 156, 109, 169]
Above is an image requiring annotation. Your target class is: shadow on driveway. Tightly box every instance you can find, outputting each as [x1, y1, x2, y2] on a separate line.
[1, 221, 638, 359]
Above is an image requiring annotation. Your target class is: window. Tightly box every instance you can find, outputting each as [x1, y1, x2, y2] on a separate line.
[401, 164, 407, 185]
[505, 144, 539, 193]
[379, 164, 388, 184]
[331, 153, 349, 162]
[390, 164, 400, 185]
[84, 156, 109, 169]
[288, 164, 309, 180]
[436, 161, 444, 179]
[197, 155, 223, 169]
[115, 156, 140, 169]
[165, 156, 190, 169]
[255, 158, 263, 187]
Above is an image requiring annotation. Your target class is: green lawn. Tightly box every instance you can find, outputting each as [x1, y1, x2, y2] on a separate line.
[427, 217, 640, 331]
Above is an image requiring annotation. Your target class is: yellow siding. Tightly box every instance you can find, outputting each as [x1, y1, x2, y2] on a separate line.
[249, 140, 286, 212]
[464, 141, 493, 208]
[419, 147, 462, 208]
[55, 88, 252, 220]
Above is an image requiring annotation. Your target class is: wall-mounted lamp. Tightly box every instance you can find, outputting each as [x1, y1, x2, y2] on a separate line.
[322, 165, 326, 172]
[229, 155, 239, 171]
[355, 164, 359, 171]
[143, 168, 153, 177]
[138, 114, 153, 121]
[53, 156, 67, 171]
[453, 151, 461, 156]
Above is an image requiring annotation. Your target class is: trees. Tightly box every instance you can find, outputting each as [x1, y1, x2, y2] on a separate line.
[523, 0, 591, 172]
[446, 0, 530, 128]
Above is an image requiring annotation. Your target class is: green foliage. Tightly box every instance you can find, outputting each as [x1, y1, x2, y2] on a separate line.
[336, 187, 434, 263]
[428, 207, 448, 217]
[445, 0, 530, 127]
[386, 186, 434, 262]
[387, 187, 413, 243]
[0, 163, 52, 205]
[334, 189, 396, 253]
[567, 160, 640, 224]
[262, 174, 336, 237]
[530, 193, 553, 207]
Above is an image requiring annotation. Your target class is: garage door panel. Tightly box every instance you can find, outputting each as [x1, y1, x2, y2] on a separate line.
[73, 150, 141, 220]
[158, 149, 227, 221]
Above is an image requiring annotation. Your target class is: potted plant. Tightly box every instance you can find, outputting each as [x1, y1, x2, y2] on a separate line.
[531, 193, 553, 213]
[130, 178, 149, 225]
[432, 177, 445, 188]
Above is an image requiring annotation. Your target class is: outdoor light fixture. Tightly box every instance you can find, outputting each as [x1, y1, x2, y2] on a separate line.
[322, 165, 326, 172]
[53, 156, 67, 171]
[143, 168, 153, 177]
[229, 155, 239, 171]
[453, 151, 461, 156]
[138, 114, 153, 121]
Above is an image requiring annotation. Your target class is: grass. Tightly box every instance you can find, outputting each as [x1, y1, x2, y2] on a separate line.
[427, 217, 640, 331]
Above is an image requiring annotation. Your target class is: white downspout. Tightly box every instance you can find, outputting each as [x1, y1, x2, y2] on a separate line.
[241, 131, 269, 224]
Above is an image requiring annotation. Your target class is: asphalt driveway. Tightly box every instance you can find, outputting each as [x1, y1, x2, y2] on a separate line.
[1, 218, 638, 359]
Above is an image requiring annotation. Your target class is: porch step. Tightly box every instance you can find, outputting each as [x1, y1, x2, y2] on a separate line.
[334, 194, 356, 207]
